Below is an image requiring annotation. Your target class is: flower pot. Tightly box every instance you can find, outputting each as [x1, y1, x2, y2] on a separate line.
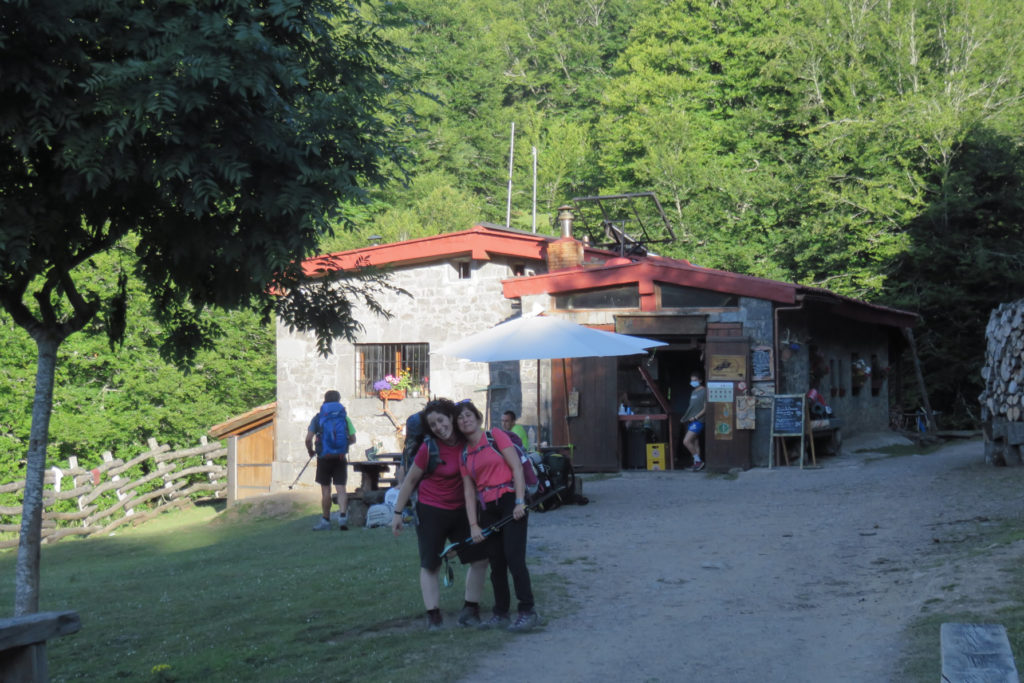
[379, 389, 406, 400]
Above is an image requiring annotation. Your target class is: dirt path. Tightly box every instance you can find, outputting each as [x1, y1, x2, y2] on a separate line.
[460, 435, 1024, 682]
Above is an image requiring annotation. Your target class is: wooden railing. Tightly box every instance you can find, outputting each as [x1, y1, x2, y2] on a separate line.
[0, 437, 226, 548]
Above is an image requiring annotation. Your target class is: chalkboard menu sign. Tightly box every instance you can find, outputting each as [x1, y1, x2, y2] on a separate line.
[771, 395, 805, 436]
[751, 346, 773, 381]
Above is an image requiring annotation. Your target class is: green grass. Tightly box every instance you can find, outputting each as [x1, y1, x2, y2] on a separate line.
[856, 440, 947, 458]
[898, 516, 1024, 680]
[0, 499, 570, 682]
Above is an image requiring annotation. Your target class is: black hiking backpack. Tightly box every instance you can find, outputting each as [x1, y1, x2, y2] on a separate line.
[402, 412, 444, 476]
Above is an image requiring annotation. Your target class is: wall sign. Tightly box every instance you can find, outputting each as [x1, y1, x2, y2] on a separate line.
[567, 390, 580, 418]
[706, 381, 734, 403]
[708, 354, 746, 381]
[751, 346, 773, 381]
[713, 403, 733, 440]
[735, 396, 756, 430]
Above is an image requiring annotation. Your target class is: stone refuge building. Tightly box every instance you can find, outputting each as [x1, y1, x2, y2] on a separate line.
[273, 218, 918, 490]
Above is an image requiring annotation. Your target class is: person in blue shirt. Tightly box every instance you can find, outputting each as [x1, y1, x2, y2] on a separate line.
[305, 390, 357, 530]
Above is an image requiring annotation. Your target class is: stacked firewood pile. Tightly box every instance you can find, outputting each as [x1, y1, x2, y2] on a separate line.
[980, 301, 1024, 465]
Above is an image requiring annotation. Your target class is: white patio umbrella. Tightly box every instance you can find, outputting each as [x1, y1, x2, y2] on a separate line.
[434, 314, 668, 456]
[434, 314, 667, 362]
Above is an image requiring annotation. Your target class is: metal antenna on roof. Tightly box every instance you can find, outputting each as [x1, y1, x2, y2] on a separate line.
[532, 146, 538, 233]
[505, 122, 515, 228]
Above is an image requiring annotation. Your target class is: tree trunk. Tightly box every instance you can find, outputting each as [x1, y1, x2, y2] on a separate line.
[15, 337, 59, 616]
[902, 327, 937, 433]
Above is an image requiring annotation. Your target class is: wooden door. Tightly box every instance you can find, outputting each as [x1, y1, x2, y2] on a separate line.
[704, 324, 751, 471]
[552, 356, 619, 472]
[236, 423, 274, 499]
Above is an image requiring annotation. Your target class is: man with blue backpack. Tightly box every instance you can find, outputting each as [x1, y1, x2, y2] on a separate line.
[305, 390, 357, 531]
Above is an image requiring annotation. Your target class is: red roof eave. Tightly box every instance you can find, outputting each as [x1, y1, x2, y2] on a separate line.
[503, 260, 798, 304]
[301, 225, 586, 276]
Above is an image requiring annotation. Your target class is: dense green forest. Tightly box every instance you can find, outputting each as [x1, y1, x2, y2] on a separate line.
[3, 0, 1023, 478]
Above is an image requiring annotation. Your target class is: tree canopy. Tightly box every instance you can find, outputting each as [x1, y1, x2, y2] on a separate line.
[349, 0, 1024, 424]
[1, 0, 410, 614]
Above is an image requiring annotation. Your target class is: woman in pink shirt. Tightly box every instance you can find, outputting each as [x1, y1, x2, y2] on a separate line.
[391, 399, 489, 630]
[456, 399, 540, 633]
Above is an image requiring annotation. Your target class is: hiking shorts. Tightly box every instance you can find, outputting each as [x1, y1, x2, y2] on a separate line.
[415, 502, 487, 570]
[687, 420, 705, 435]
[314, 455, 348, 486]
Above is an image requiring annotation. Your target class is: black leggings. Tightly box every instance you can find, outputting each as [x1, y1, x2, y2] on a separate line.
[478, 491, 534, 614]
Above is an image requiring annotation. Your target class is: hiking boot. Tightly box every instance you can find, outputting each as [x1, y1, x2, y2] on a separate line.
[457, 605, 481, 627]
[508, 611, 540, 633]
[692, 461, 705, 472]
[477, 613, 510, 630]
[312, 517, 331, 531]
[338, 518, 349, 531]
[426, 611, 443, 631]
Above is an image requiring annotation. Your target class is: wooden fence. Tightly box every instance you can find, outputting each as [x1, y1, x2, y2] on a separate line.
[0, 437, 227, 549]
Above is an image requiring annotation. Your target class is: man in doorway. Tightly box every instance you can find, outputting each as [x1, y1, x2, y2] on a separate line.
[305, 390, 357, 530]
[501, 410, 530, 450]
[680, 371, 707, 471]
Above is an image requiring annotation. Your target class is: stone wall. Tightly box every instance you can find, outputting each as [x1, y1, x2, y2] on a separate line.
[274, 256, 540, 491]
[980, 300, 1024, 465]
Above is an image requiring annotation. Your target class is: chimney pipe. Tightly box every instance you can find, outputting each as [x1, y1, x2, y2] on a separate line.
[557, 205, 574, 239]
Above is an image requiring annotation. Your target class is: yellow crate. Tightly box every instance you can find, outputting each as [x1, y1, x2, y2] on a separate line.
[646, 443, 667, 470]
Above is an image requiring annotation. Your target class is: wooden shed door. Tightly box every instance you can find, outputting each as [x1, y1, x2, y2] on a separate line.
[704, 324, 751, 471]
[236, 422, 274, 499]
[552, 356, 618, 472]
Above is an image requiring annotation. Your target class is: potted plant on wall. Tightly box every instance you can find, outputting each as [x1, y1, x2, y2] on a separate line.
[375, 369, 413, 400]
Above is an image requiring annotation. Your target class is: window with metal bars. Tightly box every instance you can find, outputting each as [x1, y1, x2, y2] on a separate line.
[355, 343, 430, 398]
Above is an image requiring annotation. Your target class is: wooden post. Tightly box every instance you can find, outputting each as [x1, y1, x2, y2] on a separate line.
[901, 327, 937, 432]
[0, 610, 81, 682]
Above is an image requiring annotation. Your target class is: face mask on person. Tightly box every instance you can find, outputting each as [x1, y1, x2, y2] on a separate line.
[690, 380, 701, 388]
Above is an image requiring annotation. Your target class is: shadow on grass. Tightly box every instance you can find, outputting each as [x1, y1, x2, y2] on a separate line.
[0, 501, 572, 682]
[898, 518, 1024, 681]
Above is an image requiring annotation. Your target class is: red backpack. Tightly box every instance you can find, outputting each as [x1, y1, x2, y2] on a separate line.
[462, 428, 545, 500]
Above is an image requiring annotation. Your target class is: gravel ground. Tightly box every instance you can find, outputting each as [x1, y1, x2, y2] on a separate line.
[459, 434, 1024, 683]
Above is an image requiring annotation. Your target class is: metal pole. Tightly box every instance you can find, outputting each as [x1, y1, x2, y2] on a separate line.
[506, 122, 515, 228]
[532, 146, 537, 233]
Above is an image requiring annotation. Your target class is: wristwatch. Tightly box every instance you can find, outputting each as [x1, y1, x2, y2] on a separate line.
[515, 498, 524, 505]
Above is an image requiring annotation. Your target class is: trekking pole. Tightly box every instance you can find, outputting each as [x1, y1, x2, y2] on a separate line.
[439, 486, 564, 587]
[288, 454, 315, 490]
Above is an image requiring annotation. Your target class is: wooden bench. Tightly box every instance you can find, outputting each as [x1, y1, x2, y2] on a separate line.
[941, 623, 1019, 682]
[0, 610, 81, 682]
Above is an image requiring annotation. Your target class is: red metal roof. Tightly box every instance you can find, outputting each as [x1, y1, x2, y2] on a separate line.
[303, 223, 610, 276]
[302, 225, 917, 328]
[502, 255, 799, 308]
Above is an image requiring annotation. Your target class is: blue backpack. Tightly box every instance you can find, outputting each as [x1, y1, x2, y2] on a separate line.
[317, 401, 349, 457]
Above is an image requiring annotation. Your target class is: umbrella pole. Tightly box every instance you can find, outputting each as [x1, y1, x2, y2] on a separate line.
[562, 358, 572, 454]
[536, 359, 542, 445]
